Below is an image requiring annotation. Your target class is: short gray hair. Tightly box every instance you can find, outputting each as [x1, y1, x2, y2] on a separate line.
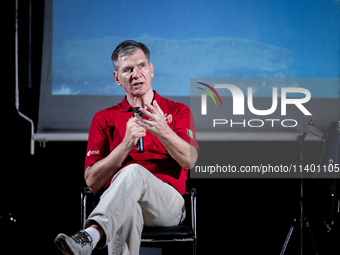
[111, 40, 150, 71]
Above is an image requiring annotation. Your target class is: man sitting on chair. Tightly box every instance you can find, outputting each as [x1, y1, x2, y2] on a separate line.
[54, 40, 199, 255]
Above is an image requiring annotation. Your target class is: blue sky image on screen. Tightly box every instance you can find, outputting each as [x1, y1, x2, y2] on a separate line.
[52, 0, 340, 97]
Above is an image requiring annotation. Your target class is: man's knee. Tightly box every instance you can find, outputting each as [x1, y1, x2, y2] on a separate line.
[120, 164, 150, 179]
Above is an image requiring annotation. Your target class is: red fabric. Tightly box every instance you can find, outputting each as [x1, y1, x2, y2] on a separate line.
[85, 91, 199, 195]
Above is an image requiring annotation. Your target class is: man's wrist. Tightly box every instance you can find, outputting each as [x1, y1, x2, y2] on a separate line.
[157, 125, 174, 143]
[121, 138, 135, 152]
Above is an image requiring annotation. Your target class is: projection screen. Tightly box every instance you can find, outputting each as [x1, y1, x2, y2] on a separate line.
[36, 0, 340, 146]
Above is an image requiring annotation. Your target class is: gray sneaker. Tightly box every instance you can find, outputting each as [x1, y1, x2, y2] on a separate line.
[54, 230, 93, 255]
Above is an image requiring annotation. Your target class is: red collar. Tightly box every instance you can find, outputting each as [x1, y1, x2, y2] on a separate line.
[121, 90, 162, 112]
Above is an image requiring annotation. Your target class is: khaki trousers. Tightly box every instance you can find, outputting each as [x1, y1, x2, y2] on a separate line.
[85, 164, 186, 255]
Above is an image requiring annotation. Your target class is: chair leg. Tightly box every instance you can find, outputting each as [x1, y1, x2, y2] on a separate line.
[193, 239, 197, 255]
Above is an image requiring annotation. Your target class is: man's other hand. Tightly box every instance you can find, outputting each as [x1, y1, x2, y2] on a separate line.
[123, 116, 146, 150]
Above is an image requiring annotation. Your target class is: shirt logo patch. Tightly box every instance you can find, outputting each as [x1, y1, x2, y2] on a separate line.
[187, 128, 196, 141]
[87, 150, 100, 156]
[164, 113, 173, 124]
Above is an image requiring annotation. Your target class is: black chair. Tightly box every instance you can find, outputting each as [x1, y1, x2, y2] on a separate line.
[80, 187, 197, 255]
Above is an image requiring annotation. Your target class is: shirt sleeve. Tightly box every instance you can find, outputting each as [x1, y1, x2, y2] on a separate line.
[84, 111, 110, 170]
[172, 105, 199, 150]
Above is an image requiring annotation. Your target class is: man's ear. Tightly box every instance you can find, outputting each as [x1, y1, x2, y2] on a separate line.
[150, 62, 154, 78]
[113, 71, 121, 86]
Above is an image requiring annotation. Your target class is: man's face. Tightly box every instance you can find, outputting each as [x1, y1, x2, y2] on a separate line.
[113, 48, 154, 99]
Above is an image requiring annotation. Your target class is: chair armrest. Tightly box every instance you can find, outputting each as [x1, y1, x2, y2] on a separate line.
[185, 188, 197, 239]
[80, 187, 94, 229]
[80, 187, 87, 229]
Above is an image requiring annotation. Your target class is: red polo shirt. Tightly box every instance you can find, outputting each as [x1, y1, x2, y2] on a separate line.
[84, 91, 199, 195]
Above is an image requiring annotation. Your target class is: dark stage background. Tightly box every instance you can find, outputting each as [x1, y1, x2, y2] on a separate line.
[4, 1, 340, 254]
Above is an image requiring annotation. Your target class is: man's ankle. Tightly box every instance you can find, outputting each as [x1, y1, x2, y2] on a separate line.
[88, 224, 105, 239]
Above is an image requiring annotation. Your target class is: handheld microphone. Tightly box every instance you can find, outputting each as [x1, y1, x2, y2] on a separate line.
[132, 107, 144, 153]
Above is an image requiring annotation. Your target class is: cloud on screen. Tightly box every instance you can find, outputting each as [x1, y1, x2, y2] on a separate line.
[52, 35, 295, 96]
